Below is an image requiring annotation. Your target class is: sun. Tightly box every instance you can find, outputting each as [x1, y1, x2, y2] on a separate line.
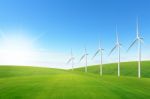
[0, 33, 35, 65]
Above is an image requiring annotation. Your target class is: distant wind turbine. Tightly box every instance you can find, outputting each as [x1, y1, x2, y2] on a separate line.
[109, 26, 122, 77]
[67, 49, 75, 71]
[79, 47, 88, 72]
[92, 41, 104, 76]
[127, 18, 144, 78]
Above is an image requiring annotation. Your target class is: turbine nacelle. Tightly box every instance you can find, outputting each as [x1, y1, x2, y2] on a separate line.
[116, 42, 122, 47]
[79, 48, 88, 63]
[92, 48, 104, 60]
[127, 37, 144, 52]
[66, 57, 75, 64]
[138, 37, 144, 41]
[109, 43, 121, 56]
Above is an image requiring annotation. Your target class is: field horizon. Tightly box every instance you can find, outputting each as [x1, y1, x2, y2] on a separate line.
[0, 61, 150, 99]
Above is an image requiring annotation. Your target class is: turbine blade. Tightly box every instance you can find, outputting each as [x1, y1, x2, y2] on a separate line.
[101, 48, 104, 51]
[99, 40, 102, 49]
[136, 17, 139, 37]
[116, 25, 119, 43]
[127, 39, 138, 52]
[92, 49, 100, 60]
[79, 54, 85, 62]
[109, 45, 117, 56]
[67, 58, 72, 64]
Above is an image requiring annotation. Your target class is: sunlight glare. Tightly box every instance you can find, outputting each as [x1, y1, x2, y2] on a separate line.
[0, 33, 35, 65]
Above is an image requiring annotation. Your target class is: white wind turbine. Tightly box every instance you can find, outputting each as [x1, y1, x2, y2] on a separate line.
[92, 41, 104, 76]
[109, 26, 122, 77]
[79, 47, 88, 72]
[67, 49, 75, 71]
[127, 18, 144, 78]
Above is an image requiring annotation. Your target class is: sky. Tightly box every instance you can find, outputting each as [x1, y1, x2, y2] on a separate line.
[0, 0, 150, 69]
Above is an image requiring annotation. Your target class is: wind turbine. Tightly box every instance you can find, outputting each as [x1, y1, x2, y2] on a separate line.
[92, 41, 104, 76]
[127, 18, 143, 78]
[79, 47, 88, 72]
[67, 49, 75, 71]
[109, 26, 122, 77]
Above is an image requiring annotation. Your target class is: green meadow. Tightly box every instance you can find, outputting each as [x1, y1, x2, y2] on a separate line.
[0, 61, 150, 99]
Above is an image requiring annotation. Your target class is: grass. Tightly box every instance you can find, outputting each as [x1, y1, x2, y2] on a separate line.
[75, 61, 150, 78]
[0, 61, 150, 99]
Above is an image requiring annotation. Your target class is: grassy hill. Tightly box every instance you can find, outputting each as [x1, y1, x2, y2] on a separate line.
[0, 62, 150, 99]
[75, 61, 150, 78]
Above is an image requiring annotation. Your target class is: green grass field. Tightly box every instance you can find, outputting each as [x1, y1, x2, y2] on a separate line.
[0, 61, 150, 99]
[75, 61, 150, 78]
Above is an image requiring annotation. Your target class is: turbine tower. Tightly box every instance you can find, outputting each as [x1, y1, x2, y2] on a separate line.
[67, 49, 75, 71]
[127, 18, 144, 78]
[109, 26, 122, 77]
[79, 47, 88, 72]
[92, 41, 104, 76]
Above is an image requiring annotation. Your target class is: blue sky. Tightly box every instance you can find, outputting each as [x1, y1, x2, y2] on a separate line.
[0, 0, 150, 68]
